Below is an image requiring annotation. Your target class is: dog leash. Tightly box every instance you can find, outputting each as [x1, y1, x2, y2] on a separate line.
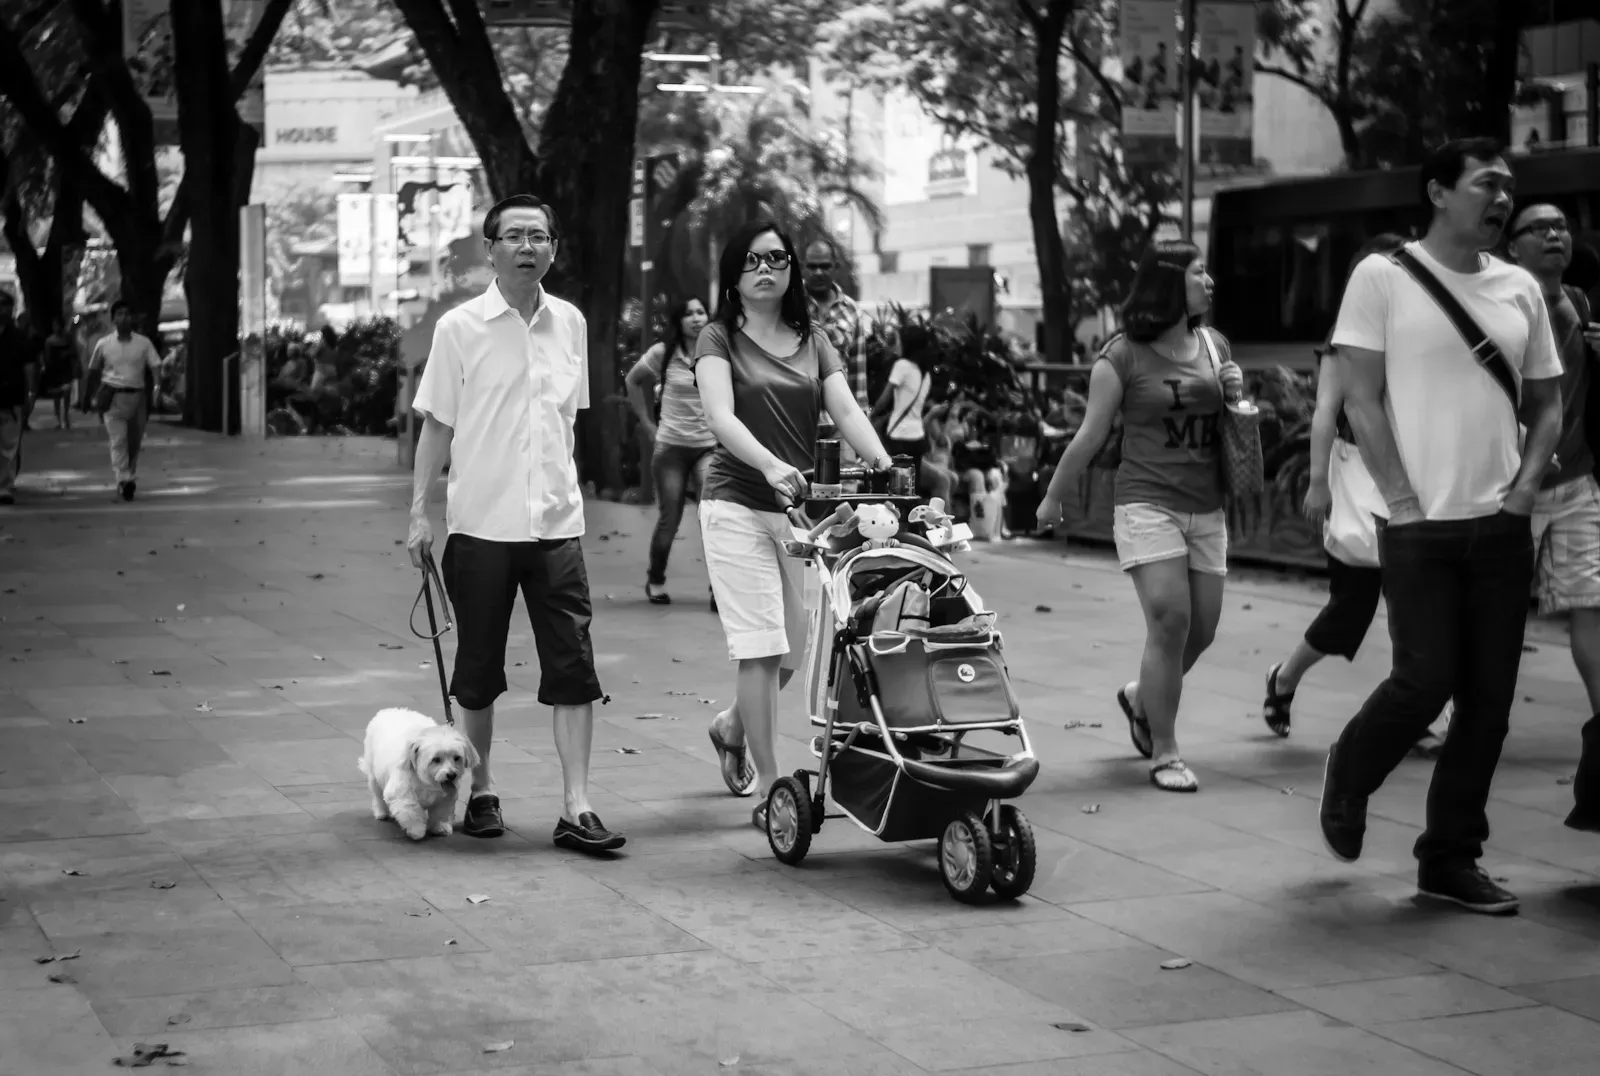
[408, 551, 455, 725]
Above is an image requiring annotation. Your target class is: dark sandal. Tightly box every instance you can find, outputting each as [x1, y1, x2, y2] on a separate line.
[1117, 686, 1154, 760]
[645, 583, 671, 605]
[708, 725, 756, 796]
[1150, 759, 1199, 792]
[1263, 663, 1294, 738]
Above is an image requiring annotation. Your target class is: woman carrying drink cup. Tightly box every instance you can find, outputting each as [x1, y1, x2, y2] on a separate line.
[692, 220, 893, 821]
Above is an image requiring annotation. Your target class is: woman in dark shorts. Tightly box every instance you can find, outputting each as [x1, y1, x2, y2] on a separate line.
[1034, 240, 1245, 792]
[692, 220, 892, 822]
[1262, 235, 1449, 757]
[625, 297, 716, 606]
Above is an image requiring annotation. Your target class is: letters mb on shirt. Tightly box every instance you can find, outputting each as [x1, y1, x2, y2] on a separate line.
[1161, 379, 1219, 450]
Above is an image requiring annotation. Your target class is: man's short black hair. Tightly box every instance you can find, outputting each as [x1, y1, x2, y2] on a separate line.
[1418, 136, 1505, 219]
[483, 195, 559, 242]
[110, 299, 132, 316]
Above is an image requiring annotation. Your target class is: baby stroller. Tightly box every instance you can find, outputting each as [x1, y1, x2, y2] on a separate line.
[764, 476, 1041, 903]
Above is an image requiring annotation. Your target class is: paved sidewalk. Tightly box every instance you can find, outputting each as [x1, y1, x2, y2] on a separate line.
[2, 422, 1597, 1076]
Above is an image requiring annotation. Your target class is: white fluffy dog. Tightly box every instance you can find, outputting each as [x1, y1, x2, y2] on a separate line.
[358, 707, 479, 840]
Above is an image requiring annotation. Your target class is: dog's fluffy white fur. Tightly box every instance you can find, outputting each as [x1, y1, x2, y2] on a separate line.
[358, 707, 479, 840]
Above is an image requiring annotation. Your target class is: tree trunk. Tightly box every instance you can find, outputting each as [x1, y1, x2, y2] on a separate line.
[172, 0, 241, 432]
[1478, 0, 1521, 144]
[1027, 1, 1074, 364]
[535, 0, 659, 494]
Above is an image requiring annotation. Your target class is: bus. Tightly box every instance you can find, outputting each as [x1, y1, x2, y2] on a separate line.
[1207, 146, 1600, 370]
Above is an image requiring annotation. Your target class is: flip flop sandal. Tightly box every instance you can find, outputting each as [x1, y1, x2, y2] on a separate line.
[1263, 663, 1294, 738]
[1117, 686, 1154, 760]
[708, 725, 757, 796]
[1150, 759, 1199, 793]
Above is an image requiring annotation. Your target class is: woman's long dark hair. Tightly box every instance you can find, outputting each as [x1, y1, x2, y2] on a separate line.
[1121, 240, 1203, 343]
[662, 297, 703, 362]
[716, 220, 811, 339]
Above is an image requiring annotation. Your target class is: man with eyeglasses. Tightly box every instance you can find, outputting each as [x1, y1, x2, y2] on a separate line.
[407, 194, 624, 854]
[1505, 203, 1600, 834]
[804, 239, 872, 465]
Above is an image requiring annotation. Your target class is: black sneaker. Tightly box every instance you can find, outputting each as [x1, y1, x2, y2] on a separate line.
[123, 480, 136, 501]
[553, 811, 625, 854]
[461, 793, 505, 838]
[1319, 744, 1367, 862]
[1418, 864, 1520, 915]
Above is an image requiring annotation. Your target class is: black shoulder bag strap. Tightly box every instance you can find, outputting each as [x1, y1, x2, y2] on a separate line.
[1388, 247, 1520, 411]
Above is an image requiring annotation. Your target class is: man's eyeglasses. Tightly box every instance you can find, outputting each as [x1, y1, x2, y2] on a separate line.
[741, 250, 792, 272]
[805, 262, 835, 272]
[1511, 219, 1569, 240]
[494, 232, 555, 249]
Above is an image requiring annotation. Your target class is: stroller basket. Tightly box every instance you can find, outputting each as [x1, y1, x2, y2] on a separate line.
[827, 736, 1039, 841]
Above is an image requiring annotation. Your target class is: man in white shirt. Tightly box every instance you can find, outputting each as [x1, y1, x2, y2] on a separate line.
[1320, 138, 1564, 914]
[86, 300, 163, 502]
[407, 195, 623, 853]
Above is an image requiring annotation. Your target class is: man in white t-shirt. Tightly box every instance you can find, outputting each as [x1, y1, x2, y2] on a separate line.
[1319, 138, 1564, 915]
[407, 194, 623, 854]
[86, 300, 163, 502]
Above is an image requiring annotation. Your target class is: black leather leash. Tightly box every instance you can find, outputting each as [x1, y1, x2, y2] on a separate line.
[408, 551, 455, 725]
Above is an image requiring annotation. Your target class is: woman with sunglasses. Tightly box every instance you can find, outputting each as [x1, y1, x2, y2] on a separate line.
[693, 221, 893, 820]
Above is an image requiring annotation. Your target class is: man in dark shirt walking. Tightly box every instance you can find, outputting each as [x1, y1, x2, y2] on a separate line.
[0, 292, 39, 506]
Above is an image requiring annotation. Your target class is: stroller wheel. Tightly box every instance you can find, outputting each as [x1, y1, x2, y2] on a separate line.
[939, 810, 994, 904]
[766, 777, 813, 866]
[989, 805, 1037, 900]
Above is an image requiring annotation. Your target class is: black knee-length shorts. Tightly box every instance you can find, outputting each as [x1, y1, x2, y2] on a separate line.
[1304, 553, 1384, 661]
[440, 534, 603, 709]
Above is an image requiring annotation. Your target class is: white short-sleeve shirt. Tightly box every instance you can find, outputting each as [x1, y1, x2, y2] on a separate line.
[1331, 242, 1563, 521]
[88, 332, 161, 390]
[412, 280, 590, 542]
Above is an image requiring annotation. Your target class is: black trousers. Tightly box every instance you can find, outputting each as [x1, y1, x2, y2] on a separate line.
[1331, 512, 1534, 869]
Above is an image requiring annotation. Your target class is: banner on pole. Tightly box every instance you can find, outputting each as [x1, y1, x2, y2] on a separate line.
[1196, 0, 1255, 171]
[1118, 0, 1180, 164]
[337, 193, 400, 286]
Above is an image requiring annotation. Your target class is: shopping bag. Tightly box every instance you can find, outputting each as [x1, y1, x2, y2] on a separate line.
[1324, 437, 1385, 568]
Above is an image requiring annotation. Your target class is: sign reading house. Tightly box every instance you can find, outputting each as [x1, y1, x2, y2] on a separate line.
[274, 126, 339, 145]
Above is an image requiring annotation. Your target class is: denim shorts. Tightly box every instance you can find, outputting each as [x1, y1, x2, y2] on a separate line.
[1112, 502, 1228, 576]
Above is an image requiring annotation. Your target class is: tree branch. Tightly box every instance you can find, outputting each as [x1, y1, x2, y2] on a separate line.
[230, 0, 294, 98]
[1016, 0, 1043, 30]
[65, 0, 158, 215]
[1255, 60, 1331, 106]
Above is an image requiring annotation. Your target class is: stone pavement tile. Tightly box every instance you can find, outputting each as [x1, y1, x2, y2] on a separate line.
[0, 690, 42, 717]
[163, 614, 284, 642]
[0, 780, 147, 841]
[1348, 902, 1600, 987]
[1071, 890, 1439, 991]
[870, 1015, 1133, 1072]
[77, 633, 214, 661]
[33, 903, 295, 1000]
[1515, 880, 1600, 943]
[70, 734, 237, 777]
[224, 736, 373, 786]
[762, 948, 1075, 1034]
[91, 983, 337, 1037]
[1510, 974, 1600, 1021]
[609, 869, 923, 963]
[358, 835, 622, 908]
[1018, 829, 1218, 907]
[0, 985, 124, 1076]
[183, 831, 422, 907]
[1280, 972, 1539, 1027]
[449, 895, 706, 966]
[984, 945, 1301, 1030]
[910, 915, 1143, 963]
[0, 731, 99, 787]
[39, 603, 142, 623]
[300, 949, 881, 1074]
[149, 811, 328, 853]
[4, 657, 142, 689]
[58, 712, 198, 744]
[129, 1018, 399, 1076]
[234, 897, 488, 966]
[106, 762, 303, 823]
[1124, 1010, 1468, 1075]
[23, 685, 181, 718]
[939, 1052, 1203, 1076]
[785, 851, 1074, 932]
[562, 845, 776, 886]
[715, 1051, 930, 1076]
[189, 711, 348, 744]
[1143, 834, 1408, 904]
[1372, 1005, 1600, 1076]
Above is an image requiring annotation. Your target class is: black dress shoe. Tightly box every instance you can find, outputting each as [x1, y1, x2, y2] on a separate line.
[462, 793, 505, 838]
[553, 811, 625, 853]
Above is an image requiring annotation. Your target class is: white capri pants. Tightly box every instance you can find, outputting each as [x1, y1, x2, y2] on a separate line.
[699, 498, 813, 670]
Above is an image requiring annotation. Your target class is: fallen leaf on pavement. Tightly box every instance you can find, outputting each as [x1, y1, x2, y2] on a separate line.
[166, 1015, 190, 1027]
[112, 1042, 186, 1068]
[1080, 804, 1101, 814]
[153, 617, 165, 623]
[404, 910, 430, 917]
[150, 880, 176, 890]
[62, 869, 84, 876]
[1280, 787, 1295, 796]
[419, 661, 431, 669]
[113, 659, 130, 665]
[615, 747, 641, 754]
[310, 573, 325, 580]
[312, 655, 325, 662]
[1063, 720, 1086, 729]
[719, 1057, 739, 1068]
[150, 670, 171, 676]
[1089, 722, 1102, 727]
[1034, 604, 1052, 613]
[380, 644, 402, 650]
[1159, 958, 1193, 970]
[636, 713, 664, 720]
[69, 718, 86, 724]
[176, 605, 185, 612]
[193, 702, 213, 713]
[34, 950, 80, 964]
[482, 1041, 514, 1053]
[466, 894, 490, 904]
[1241, 603, 1253, 611]
[1052, 1022, 1092, 1033]
[1523, 643, 1537, 653]
[1558, 776, 1574, 785]
[48, 972, 76, 984]
[445, 938, 457, 945]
